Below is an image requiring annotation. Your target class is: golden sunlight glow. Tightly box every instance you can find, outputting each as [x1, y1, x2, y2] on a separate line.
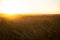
[0, 0, 59, 14]
[0, 14, 19, 20]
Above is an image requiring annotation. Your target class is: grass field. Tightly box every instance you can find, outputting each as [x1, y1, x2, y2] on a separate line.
[0, 14, 60, 40]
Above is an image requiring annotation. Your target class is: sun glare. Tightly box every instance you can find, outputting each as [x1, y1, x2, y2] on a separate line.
[0, 0, 59, 14]
[0, 14, 19, 20]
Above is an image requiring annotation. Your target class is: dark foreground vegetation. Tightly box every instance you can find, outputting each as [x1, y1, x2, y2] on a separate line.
[0, 14, 60, 40]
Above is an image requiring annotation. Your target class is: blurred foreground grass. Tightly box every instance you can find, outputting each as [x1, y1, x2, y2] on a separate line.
[0, 14, 60, 40]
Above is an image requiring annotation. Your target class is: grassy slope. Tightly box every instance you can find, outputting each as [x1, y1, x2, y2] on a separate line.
[0, 14, 60, 40]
